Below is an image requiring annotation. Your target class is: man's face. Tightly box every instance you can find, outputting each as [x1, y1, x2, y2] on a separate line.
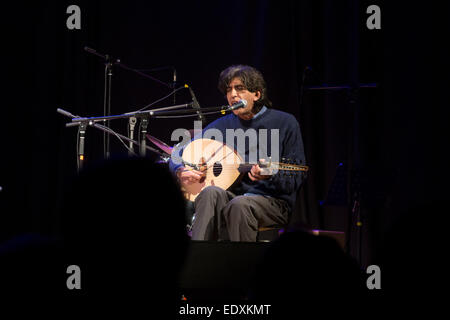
[226, 77, 261, 120]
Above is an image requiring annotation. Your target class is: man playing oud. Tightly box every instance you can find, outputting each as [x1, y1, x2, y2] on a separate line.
[170, 65, 306, 241]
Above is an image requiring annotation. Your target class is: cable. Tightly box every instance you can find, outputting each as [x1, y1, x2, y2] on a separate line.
[132, 85, 187, 113]
[95, 123, 138, 156]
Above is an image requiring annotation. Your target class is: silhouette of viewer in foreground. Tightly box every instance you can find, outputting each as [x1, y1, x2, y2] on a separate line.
[61, 157, 189, 310]
[249, 229, 367, 317]
[1, 156, 189, 315]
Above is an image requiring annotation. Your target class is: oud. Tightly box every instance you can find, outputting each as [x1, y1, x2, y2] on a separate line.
[180, 138, 308, 201]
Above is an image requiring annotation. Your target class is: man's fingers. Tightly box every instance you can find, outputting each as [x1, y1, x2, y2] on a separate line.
[251, 165, 261, 175]
[179, 170, 205, 184]
[189, 172, 200, 180]
[249, 164, 271, 181]
[185, 170, 204, 177]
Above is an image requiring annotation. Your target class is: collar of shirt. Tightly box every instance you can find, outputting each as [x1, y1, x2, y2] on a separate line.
[252, 105, 267, 119]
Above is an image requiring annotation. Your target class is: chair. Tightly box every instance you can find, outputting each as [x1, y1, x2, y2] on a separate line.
[256, 226, 284, 242]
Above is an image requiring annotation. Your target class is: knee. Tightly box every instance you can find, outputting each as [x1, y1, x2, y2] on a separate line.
[196, 186, 224, 202]
[223, 196, 251, 218]
[228, 196, 250, 208]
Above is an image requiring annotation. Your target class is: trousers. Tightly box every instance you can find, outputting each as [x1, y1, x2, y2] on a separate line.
[192, 186, 290, 241]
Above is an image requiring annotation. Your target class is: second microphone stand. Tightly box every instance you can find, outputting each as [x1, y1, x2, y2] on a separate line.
[84, 46, 175, 159]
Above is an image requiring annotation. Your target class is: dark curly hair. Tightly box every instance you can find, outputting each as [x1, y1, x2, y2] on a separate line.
[218, 65, 272, 112]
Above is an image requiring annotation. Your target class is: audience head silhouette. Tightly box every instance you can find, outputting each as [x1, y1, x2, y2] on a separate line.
[1, 156, 189, 313]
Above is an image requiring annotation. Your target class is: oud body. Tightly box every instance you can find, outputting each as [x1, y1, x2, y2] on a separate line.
[181, 139, 243, 201]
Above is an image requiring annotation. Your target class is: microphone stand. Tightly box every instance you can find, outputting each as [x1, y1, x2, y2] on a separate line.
[84, 47, 174, 159]
[84, 48, 117, 160]
[57, 109, 89, 173]
[104, 55, 113, 160]
[128, 117, 137, 156]
[77, 121, 88, 173]
[305, 83, 377, 265]
[139, 117, 149, 157]
[148, 103, 239, 117]
[59, 102, 236, 172]
[65, 102, 194, 158]
[57, 108, 167, 170]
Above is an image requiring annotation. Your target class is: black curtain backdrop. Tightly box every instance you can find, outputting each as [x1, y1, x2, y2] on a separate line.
[0, 0, 446, 273]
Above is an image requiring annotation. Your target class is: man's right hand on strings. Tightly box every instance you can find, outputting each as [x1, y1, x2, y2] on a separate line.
[177, 167, 206, 187]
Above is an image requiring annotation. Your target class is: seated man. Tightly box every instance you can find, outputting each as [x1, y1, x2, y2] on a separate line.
[170, 65, 306, 241]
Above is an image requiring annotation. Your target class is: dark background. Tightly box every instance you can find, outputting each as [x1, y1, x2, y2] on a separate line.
[0, 0, 446, 272]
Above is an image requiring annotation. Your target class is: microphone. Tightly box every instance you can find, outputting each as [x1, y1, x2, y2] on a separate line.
[57, 108, 77, 118]
[227, 99, 247, 111]
[188, 85, 205, 124]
